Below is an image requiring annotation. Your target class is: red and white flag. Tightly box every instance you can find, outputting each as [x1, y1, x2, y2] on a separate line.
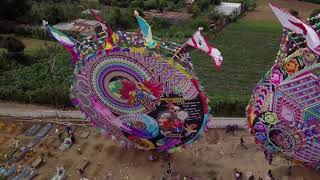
[269, 3, 320, 55]
[186, 29, 223, 69]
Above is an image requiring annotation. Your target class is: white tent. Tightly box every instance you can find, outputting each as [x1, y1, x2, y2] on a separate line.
[215, 2, 242, 18]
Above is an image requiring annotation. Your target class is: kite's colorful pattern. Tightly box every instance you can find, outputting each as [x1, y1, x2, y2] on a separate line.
[46, 10, 221, 152]
[247, 4, 320, 169]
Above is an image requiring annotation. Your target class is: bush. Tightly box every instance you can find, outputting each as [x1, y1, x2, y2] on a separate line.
[15, 26, 51, 40]
[2, 36, 25, 60]
[21, 2, 82, 25]
[99, 0, 130, 7]
[0, 51, 22, 70]
[210, 95, 247, 117]
[129, 0, 144, 9]
[188, 17, 208, 30]
[144, 0, 158, 10]
[243, 0, 257, 11]
[101, 8, 136, 30]
[197, 0, 210, 11]
[151, 17, 169, 29]
[214, 0, 222, 5]
[0, 45, 73, 106]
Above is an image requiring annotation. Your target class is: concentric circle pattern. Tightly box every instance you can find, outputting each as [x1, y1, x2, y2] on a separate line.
[71, 49, 209, 152]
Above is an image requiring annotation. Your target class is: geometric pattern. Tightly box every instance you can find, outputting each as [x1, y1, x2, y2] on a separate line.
[275, 73, 320, 123]
[253, 81, 273, 115]
[304, 104, 320, 122]
[247, 21, 320, 169]
[274, 93, 303, 123]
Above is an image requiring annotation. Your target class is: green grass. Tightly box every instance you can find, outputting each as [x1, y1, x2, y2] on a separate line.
[1, 34, 56, 51]
[190, 19, 282, 116]
[19, 38, 56, 51]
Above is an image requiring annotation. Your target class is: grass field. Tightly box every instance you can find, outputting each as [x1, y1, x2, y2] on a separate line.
[19, 37, 56, 51]
[192, 20, 281, 97]
[190, 0, 320, 116]
[1, 34, 56, 51]
[191, 19, 281, 116]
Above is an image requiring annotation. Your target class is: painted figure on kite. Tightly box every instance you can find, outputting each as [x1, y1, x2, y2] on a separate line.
[45, 10, 222, 152]
[247, 4, 320, 170]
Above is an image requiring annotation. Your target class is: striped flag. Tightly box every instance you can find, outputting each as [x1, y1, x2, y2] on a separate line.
[43, 20, 79, 63]
[186, 29, 223, 69]
[48, 25, 76, 47]
[269, 3, 320, 55]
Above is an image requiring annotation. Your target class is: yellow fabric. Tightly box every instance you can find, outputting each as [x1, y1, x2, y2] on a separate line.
[111, 33, 118, 43]
[167, 58, 191, 79]
[105, 42, 112, 50]
[130, 47, 145, 54]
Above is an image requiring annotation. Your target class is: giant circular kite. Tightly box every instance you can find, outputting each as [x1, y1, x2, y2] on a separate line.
[45, 11, 223, 152]
[247, 4, 320, 169]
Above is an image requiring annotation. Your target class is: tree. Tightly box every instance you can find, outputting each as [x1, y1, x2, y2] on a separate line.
[129, 0, 144, 9]
[197, 0, 210, 12]
[3, 36, 25, 59]
[0, 0, 31, 21]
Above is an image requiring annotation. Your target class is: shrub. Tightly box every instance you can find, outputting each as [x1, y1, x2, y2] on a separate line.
[144, 0, 158, 10]
[197, 0, 210, 11]
[188, 17, 208, 30]
[3, 36, 25, 60]
[15, 26, 51, 40]
[243, 0, 257, 11]
[101, 8, 136, 30]
[21, 2, 82, 25]
[151, 17, 169, 29]
[129, 0, 144, 9]
[0, 45, 73, 106]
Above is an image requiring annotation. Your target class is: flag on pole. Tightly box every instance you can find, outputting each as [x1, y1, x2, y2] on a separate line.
[269, 3, 320, 55]
[90, 9, 117, 49]
[43, 20, 79, 63]
[47, 25, 76, 47]
[186, 28, 223, 69]
[134, 10, 157, 48]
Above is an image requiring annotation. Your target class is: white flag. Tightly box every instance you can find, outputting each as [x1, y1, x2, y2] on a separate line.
[186, 29, 223, 69]
[269, 3, 320, 55]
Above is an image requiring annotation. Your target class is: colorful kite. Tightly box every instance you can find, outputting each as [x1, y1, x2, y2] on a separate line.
[247, 4, 320, 170]
[46, 10, 222, 152]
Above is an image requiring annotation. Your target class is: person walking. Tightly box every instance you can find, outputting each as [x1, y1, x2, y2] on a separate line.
[248, 172, 254, 180]
[235, 170, 242, 180]
[267, 170, 274, 180]
[268, 154, 273, 165]
[288, 166, 292, 176]
[240, 136, 247, 149]
[167, 162, 172, 177]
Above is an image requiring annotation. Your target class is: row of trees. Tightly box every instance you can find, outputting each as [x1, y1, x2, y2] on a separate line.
[0, 0, 82, 24]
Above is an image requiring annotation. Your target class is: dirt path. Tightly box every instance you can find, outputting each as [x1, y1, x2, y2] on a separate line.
[243, 0, 320, 22]
[1, 120, 320, 180]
